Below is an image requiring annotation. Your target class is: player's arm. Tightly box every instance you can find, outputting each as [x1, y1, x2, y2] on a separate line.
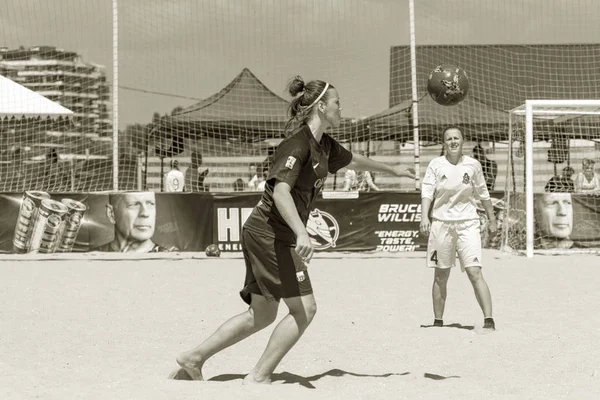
[479, 199, 497, 233]
[473, 163, 497, 233]
[270, 140, 313, 261]
[419, 163, 436, 235]
[347, 153, 415, 178]
[273, 182, 313, 262]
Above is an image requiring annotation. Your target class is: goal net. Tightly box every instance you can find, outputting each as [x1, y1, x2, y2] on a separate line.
[504, 100, 600, 257]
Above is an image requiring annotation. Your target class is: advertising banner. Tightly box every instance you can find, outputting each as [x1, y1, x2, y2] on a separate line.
[212, 191, 428, 253]
[0, 192, 213, 253]
[3, 189, 599, 255]
[504, 192, 600, 250]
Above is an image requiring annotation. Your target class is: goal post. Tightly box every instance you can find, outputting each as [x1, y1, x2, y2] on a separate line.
[506, 100, 600, 258]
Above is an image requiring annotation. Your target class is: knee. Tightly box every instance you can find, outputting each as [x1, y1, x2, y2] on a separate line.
[291, 301, 317, 327]
[433, 271, 450, 286]
[304, 301, 317, 324]
[249, 306, 278, 329]
[466, 268, 483, 283]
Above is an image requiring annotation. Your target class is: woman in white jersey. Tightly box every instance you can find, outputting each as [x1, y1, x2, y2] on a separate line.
[419, 127, 497, 331]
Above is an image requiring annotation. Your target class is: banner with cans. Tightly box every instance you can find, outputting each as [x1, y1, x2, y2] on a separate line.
[0, 191, 214, 254]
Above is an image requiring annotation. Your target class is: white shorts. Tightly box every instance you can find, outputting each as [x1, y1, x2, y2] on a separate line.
[426, 219, 482, 270]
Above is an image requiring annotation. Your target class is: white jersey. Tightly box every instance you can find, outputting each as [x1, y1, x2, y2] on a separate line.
[421, 155, 490, 221]
[164, 170, 185, 192]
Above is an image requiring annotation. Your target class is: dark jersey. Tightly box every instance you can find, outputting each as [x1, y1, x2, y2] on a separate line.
[244, 124, 353, 243]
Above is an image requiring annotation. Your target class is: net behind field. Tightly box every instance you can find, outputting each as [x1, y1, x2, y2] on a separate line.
[1, 1, 598, 193]
[1, 252, 600, 398]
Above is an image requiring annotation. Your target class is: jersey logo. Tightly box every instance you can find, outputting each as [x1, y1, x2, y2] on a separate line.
[285, 156, 297, 169]
[462, 173, 470, 184]
[313, 162, 320, 170]
[306, 209, 339, 250]
[314, 177, 326, 189]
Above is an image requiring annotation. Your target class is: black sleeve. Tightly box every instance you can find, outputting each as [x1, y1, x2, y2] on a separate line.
[327, 136, 353, 174]
[269, 138, 309, 188]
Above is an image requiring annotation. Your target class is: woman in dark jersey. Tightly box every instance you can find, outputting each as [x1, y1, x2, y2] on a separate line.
[172, 76, 415, 384]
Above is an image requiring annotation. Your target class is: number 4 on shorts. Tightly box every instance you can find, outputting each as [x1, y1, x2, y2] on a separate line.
[430, 250, 438, 263]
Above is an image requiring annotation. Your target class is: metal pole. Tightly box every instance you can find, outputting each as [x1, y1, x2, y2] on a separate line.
[525, 101, 534, 258]
[408, 0, 421, 190]
[160, 156, 164, 192]
[112, 0, 119, 192]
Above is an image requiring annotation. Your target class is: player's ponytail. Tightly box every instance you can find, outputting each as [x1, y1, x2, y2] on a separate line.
[284, 77, 333, 135]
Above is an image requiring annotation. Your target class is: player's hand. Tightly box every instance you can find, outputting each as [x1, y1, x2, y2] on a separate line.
[488, 218, 498, 234]
[295, 232, 314, 263]
[420, 217, 431, 236]
[392, 166, 416, 179]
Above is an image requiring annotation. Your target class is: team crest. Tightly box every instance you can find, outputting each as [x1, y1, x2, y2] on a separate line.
[305, 208, 339, 250]
[285, 156, 297, 169]
[462, 173, 470, 184]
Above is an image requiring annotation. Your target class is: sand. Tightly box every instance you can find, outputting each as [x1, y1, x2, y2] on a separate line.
[1, 250, 599, 399]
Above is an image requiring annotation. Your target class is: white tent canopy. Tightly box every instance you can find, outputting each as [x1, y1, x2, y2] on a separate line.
[0, 74, 74, 118]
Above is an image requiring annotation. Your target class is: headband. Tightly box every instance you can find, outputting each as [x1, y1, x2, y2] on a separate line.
[305, 82, 329, 109]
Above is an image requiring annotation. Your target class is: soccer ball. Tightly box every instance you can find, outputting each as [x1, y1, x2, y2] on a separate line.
[205, 244, 221, 257]
[427, 64, 469, 106]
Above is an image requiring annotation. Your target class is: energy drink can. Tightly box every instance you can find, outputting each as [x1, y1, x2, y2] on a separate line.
[54, 198, 87, 253]
[29, 199, 69, 254]
[12, 191, 51, 253]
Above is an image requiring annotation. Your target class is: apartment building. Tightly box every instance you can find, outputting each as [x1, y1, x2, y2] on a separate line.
[0, 45, 111, 136]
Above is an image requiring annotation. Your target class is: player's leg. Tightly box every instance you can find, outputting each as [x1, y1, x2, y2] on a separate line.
[432, 268, 451, 325]
[176, 293, 279, 380]
[244, 240, 316, 384]
[244, 294, 317, 384]
[175, 230, 280, 380]
[428, 220, 456, 326]
[457, 220, 494, 329]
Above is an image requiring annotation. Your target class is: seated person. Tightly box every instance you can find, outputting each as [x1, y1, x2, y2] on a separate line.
[545, 166, 575, 193]
[574, 158, 600, 193]
[343, 169, 379, 192]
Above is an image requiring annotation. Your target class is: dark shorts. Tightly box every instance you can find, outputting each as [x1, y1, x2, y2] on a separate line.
[239, 228, 313, 305]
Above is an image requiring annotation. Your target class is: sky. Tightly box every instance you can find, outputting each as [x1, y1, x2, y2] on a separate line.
[1, 0, 598, 129]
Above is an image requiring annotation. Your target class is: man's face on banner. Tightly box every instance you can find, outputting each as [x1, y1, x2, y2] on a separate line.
[112, 192, 156, 242]
[535, 193, 573, 239]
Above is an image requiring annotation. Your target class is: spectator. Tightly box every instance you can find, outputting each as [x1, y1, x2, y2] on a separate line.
[545, 166, 575, 193]
[41, 148, 62, 192]
[574, 158, 600, 193]
[164, 160, 185, 192]
[185, 152, 209, 192]
[233, 178, 245, 192]
[256, 169, 268, 191]
[472, 144, 498, 192]
[247, 163, 258, 191]
[343, 169, 379, 191]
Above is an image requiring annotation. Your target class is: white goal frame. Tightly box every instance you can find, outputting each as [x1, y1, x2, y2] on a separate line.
[509, 100, 600, 258]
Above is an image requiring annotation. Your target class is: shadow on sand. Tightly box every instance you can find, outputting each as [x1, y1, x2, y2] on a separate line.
[420, 322, 474, 330]
[207, 368, 410, 389]
[424, 372, 461, 380]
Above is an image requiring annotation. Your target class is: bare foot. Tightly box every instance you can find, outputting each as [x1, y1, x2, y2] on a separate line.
[176, 353, 205, 381]
[243, 371, 272, 385]
[168, 367, 193, 380]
